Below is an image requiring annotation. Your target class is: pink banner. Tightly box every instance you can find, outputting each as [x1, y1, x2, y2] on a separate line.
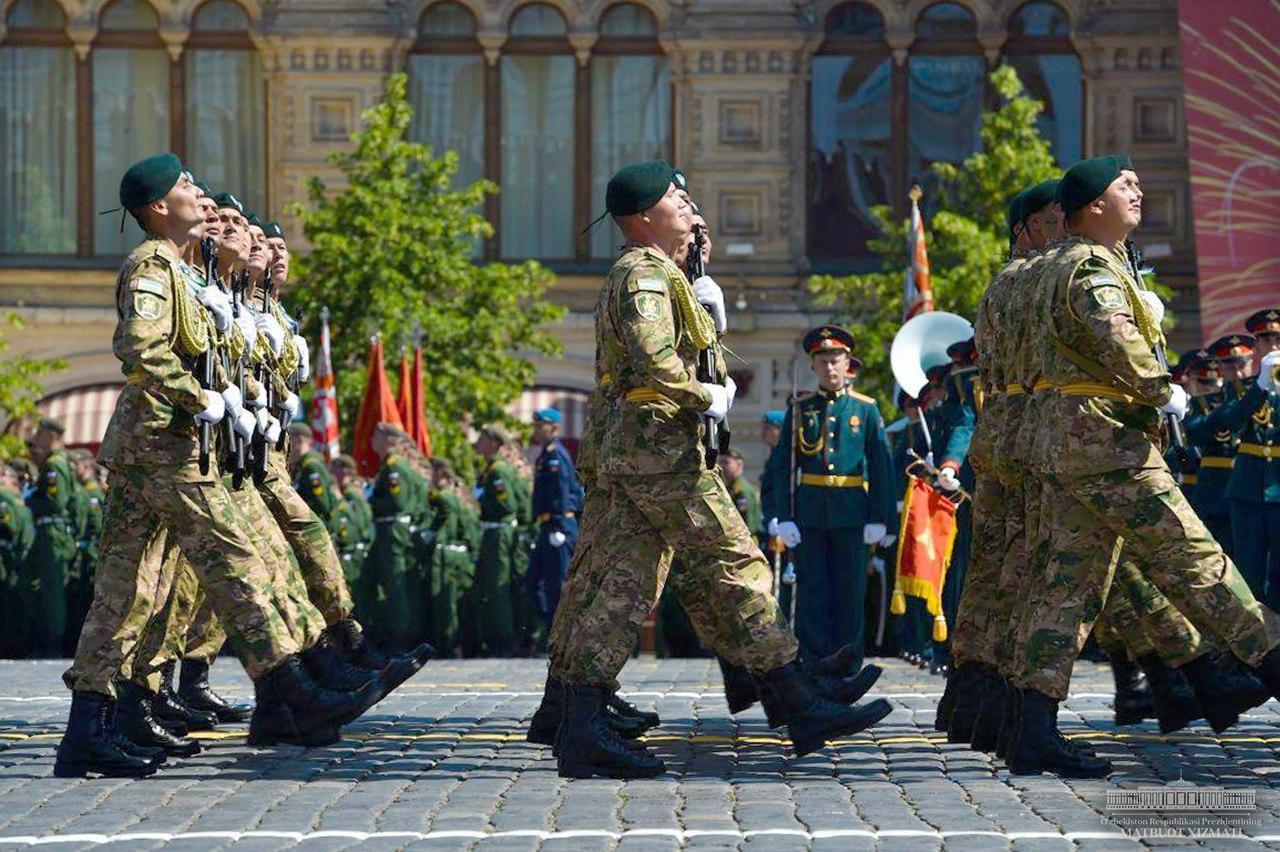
[1177, 0, 1280, 343]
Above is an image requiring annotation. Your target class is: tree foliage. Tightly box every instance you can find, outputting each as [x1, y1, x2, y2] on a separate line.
[287, 73, 564, 471]
[0, 313, 66, 459]
[808, 65, 1063, 415]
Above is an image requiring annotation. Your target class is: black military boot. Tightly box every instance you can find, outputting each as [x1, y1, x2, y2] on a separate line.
[103, 700, 168, 765]
[255, 655, 381, 734]
[1136, 653, 1202, 733]
[301, 636, 381, 691]
[607, 692, 660, 731]
[555, 684, 666, 780]
[719, 657, 759, 713]
[153, 662, 218, 732]
[247, 677, 340, 748]
[757, 661, 893, 757]
[995, 684, 1021, 760]
[1005, 688, 1111, 778]
[54, 693, 160, 779]
[327, 617, 434, 671]
[968, 672, 1010, 752]
[1109, 654, 1152, 727]
[178, 659, 252, 723]
[114, 681, 202, 758]
[819, 664, 882, 707]
[527, 676, 564, 746]
[946, 664, 994, 745]
[1180, 651, 1271, 733]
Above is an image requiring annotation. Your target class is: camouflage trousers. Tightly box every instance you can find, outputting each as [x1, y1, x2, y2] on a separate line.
[1013, 462, 1280, 700]
[951, 466, 1014, 668]
[1104, 559, 1202, 667]
[549, 470, 797, 687]
[258, 454, 353, 626]
[64, 462, 299, 696]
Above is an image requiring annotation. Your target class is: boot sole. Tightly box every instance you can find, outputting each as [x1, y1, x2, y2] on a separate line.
[248, 727, 340, 747]
[792, 699, 893, 757]
[53, 759, 157, 779]
[525, 727, 556, 746]
[1008, 761, 1112, 779]
[840, 665, 882, 705]
[557, 760, 666, 780]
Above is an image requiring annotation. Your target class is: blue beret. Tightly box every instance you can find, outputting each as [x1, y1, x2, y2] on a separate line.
[1058, 154, 1132, 216]
[606, 160, 677, 216]
[763, 411, 785, 427]
[119, 153, 183, 210]
[533, 407, 562, 424]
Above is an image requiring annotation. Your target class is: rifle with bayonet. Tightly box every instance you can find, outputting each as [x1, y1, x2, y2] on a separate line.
[1125, 240, 1192, 473]
[251, 272, 274, 485]
[226, 268, 250, 488]
[686, 223, 730, 467]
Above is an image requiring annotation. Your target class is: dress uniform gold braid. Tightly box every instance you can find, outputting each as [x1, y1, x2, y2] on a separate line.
[270, 300, 301, 377]
[171, 274, 211, 358]
[665, 259, 716, 351]
[224, 326, 246, 364]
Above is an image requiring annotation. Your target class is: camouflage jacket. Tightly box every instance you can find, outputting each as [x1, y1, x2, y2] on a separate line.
[100, 238, 211, 469]
[595, 245, 713, 477]
[972, 251, 1032, 475]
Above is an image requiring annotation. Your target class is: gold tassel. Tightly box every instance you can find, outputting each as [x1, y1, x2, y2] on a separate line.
[890, 588, 906, 616]
[932, 613, 948, 643]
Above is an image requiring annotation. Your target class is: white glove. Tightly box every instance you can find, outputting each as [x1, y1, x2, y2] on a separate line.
[233, 409, 256, 441]
[293, 335, 311, 382]
[1259, 351, 1280, 392]
[692, 275, 727, 334]
[896, 500, 904, 514]
[281, 392, 301, 424]
[256, 313, 285, 355]
[264, 415, 282, 444]
[703, 382, 731, 421]
[781, 562, 796, 585]
[255, 408, 271, 434]
[862, 523, 887, 546]
[197, 286, 233, 332]
[548, 530, 567, 548]
[234, 315, 257, 351]
[195, 389, 225, 424]
[247, 385, 267, 410]
[221, 384, 244, 416]
[1159, 383, 1189, 420]
[774, 520, 802, 549]
[1138, 289, 1165, 324]
[937, 467, 961, 492]
[878, 532, 897, 548]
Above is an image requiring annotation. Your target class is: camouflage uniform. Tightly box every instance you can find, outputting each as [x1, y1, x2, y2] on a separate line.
[1011, 236, 1280, 699]
[549, 245, 797, 687]
[64, 238, 300, 697]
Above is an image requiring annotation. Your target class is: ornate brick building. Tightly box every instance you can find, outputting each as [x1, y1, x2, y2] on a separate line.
[0, 0, 1193, 464]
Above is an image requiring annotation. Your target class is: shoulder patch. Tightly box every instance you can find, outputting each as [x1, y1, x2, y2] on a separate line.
[846, 389, 876, 404]
[1085, 278, 1127, 311]
[128, 276, 167, 297]
[632, 277, 666, 293]
[633, 292, 665, 322]
[132, 292, 164, 321]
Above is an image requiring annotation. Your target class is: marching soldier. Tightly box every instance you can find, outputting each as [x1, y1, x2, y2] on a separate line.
[769, 325, 894, 667]
[538, 162, 890, 779]
[24, 417, 80, 656]
[527, 407, 584, 627]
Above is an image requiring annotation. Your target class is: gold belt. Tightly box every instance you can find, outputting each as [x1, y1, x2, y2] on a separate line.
[1182, 474, 1198, 485]
[1004, 384, 1025, 396]
[624, 388, 670, 404]
[1200, 456, 1235, 469]
[1238, 443, 1277, 460]
[1055, 381, 1136, 403]
[798, 473, 866, 488]
[537, 512, 576, 522]
[1032, 379, 1055, 393]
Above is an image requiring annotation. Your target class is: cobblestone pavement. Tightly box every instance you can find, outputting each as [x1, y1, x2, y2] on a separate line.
[2, 657, 1280, 849]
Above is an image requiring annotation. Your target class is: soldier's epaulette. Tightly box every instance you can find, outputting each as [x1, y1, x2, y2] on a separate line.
[845, 389, 877, 405]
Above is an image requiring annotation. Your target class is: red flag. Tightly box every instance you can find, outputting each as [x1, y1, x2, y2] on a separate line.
[352, 337, 403, 477]
[395, 349, 412, 430]
[903, 185, 934, 321]
[410, 345, 433, 457]
[308, 308, 340, 460]
[889, 474, 959, 642]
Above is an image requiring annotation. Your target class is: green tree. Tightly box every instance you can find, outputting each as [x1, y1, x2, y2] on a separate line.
[808, 65, 1062, 414]
[0, 313, 66, 459]
[287, 73, 564, 471]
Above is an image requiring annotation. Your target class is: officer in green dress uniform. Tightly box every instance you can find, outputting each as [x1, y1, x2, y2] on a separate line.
[769, 326, 893, 666]
[289, 423, 340, 523]
[720, 449, 762, 537]
[473, 424, 523, 656]
[1207, 319, 1280, 607]
[328, 455, 372, 618]
[366, 423, 429, 650]
[424, 458, 474, 656]
[24, 418, 81, 656]
[0, 464, 34, 658]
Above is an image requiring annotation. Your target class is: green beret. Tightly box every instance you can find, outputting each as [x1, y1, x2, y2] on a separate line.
[264, 221, 285, 240]
[1020, 179, 1060, 218]
[194, 180, 213, 197]
[1006, 190, 1027, 234]
[246, 211, 262, 229]
[606, 160, 677, 216]
[119, 153, 183, 210]
[211, 191, 244, 214]
[1058, 154, 1132, 217]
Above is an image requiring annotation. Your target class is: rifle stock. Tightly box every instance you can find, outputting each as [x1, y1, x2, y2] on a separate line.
[686, 224, 730, 468]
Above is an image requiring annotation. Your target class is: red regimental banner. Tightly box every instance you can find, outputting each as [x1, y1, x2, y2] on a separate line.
[1177, 0, 1280, 342]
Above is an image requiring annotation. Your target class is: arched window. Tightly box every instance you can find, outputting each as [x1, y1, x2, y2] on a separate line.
[407, 2, 486, 205]
[908, 2, 985, 217]
[500, 3, 574, 260]
[0, 0, 76, 254]
[589, 3, 669, 259]
[184, 1, 265, 214]
[808, 2, 890, 262]
[1003, 1, 1080, 165]
[92, 0, 170, 255]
